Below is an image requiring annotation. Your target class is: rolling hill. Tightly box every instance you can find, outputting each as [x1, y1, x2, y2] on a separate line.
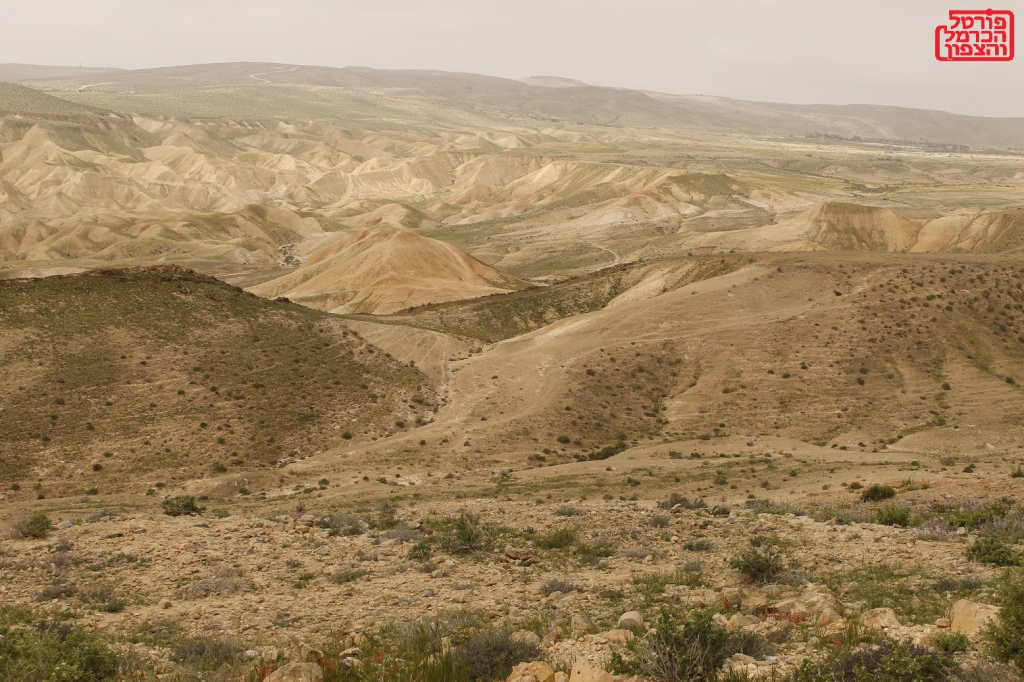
[248, 221, 526, 314]
[0, 266, 434, 494]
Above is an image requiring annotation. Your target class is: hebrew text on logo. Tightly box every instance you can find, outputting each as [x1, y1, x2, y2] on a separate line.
[935, 9, 1014, 61]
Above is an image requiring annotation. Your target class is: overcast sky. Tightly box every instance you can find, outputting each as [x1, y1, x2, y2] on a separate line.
[3, 0, 1022, 117]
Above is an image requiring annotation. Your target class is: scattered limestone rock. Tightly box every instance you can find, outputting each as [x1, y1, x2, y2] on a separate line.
[568, 659, 613, 682]
[816, 607, 843, 627]
[861, 608, 901, 630]
[263, 662, 323, 682]
[511, 630, 541, 647]
[616, 611, 643, 630]
[507, 661, 555, 682]
[950, 599, 1000, 636]
[727, 613, 760, 630]
[603, 628, 634, 646]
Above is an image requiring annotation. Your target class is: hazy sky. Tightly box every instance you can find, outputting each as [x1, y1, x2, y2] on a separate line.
[4, 0, 1023, 117]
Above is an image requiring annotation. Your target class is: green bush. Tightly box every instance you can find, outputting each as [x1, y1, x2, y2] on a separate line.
[330, 569, 369, 584]
[319, 615, 538, 682]
[169, 633, 240, 671]
[11, 512, 53, 539]
[161, 496, 205, 516]
[931, 630, 970, 654]
[0, 619, 120, 681]
[534, 528, 576, 550]
[609, 606, 768, 681]
[966, 536, 1021, 567]
[590, 441, 628, 460]
[539, 578, 578, 596]
[434, 513, 489, 554]
[876, 504, 911, 527]
[792, 639, 957, 681]
[861, 484, 896, 502]
[729, 545, 785, 584]
[941, 503, 1008, 530]
[408, 540, 432, 562]
[576, 539, 617, 563]
[659, 494, 706, 510]
[316, 514, 365, 537]
[984, 569, 1024, 670]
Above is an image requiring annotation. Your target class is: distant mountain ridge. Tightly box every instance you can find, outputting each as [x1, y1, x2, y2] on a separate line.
[15, 61, 1024, 148]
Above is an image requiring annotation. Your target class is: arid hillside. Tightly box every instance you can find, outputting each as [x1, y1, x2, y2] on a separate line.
[0, 266, 435, 499]
[1, 64, 1023, 682]
[248, 221, 527, 314]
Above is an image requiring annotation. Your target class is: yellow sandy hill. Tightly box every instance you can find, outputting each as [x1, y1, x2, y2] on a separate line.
[758, 202, 1024, 253]
[796, 202, 924, 251]
[248, 222, 524, 314]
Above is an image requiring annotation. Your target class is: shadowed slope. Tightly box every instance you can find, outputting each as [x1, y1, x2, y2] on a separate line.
[0, 266, 433, 491]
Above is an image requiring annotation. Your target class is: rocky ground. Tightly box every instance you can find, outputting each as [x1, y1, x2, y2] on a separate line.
[2, 463, 1021, 680]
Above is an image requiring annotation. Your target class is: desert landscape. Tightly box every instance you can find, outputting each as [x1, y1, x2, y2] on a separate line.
[0, 61, 1023, 682]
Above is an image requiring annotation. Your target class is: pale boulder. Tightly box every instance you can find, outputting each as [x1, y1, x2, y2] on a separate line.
[617, 611, 644, 630]
[569, 659, 614, 682]
[950, 599, 1000, 636]
[263, 663, 323, 682]
[861, 608, 901, 630]
[507, 661, 555, 682]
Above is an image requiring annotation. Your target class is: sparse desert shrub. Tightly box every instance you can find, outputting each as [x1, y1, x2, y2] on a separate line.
[169, 632, 241, 671]
[745, 499, 805, 515]
[649, 514, 670, 528]
[791, 639, 958, 681]
[535, 528, 577, 550]
[984, 569, 1024, 671]
[322, 615, 539, 682]
[315, 512, 368, 540]
[684, 539, 713, 552]
[161, 496, 204, 516]
[876, 504, 911, 527]
[460, 627, 541, 681]
[931, 630, 970, 654]
[36, 581, 77, 602]
[609, 606, 768, 681]
[729, 545, 785, 584]
[940, 502, 1008, 530]
[966, 536, 1021, 567]
[11, 512, 52, 539]
[539, 578, 579, 596]
[1012, 466, 1024, 479]
[554, 506, 584, 517]
[633, 568, 705, 595]
[590, 441, 628, 460]
[861, 484, 896, 502]
[330, 568, 369, 584]
[408, 540, 432, 562]
[0, 617, 120, 681]
[176, 569, 245, 600]
[434, 513, 489, 554]
[659, 494, 707, 510]
[576, 538, 617, 563]
[79, 582, 127, 613]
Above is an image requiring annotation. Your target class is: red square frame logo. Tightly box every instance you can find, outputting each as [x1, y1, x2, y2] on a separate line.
[935, 9, 1014, 61]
